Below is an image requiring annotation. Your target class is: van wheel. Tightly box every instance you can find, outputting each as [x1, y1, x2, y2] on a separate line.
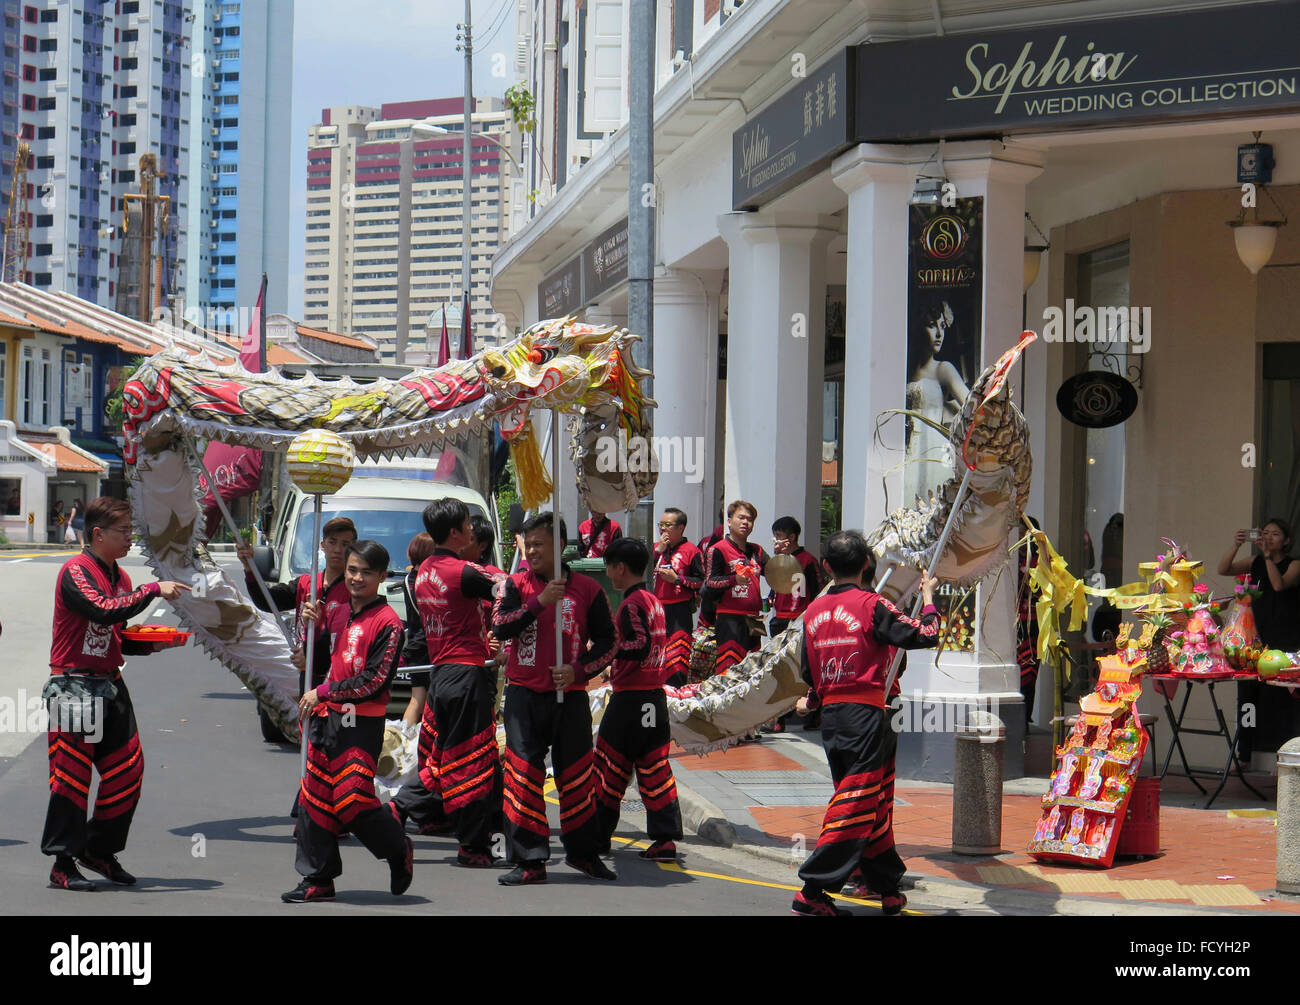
[258, 704, 291, 744]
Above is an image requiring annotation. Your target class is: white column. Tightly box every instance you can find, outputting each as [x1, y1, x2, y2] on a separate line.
[652, 267, 720, 534]
[831, 146, 917, 534]
[717, 212, 836, 546]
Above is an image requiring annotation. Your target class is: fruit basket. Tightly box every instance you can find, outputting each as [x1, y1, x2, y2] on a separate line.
[122, 624, 191, 644]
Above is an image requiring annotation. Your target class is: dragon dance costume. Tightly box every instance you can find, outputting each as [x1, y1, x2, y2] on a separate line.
[43, 551, 162, 864]
[594, 584, 683, 847]
[652, 539, 703, 686]
[296, 597, 407, 883]
[700, 537, 769, 681]
[391, 550, 502, 856]
[797, 584, 940, 901]
[492, 567, 615, 864]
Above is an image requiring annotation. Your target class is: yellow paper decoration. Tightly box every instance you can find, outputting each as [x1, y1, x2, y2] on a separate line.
[287, 429, 355, 495]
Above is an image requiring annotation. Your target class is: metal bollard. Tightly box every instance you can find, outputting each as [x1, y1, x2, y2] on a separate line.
[952, 708, 1005, 855]
[1275, 738, 1300, 895]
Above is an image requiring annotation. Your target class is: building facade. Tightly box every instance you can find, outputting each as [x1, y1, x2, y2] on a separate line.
[183, 0, 292, 318]
[303, 97, 514, 363]
[492, 0, 1300, 779]
[0, 0, 192, 307]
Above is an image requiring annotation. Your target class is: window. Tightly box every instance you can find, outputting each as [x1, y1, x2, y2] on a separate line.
[120, 85, 137, 98]
[38, 37, 56, 51]
[122, 1, 140, 12]
[39, 7, 57, 20]
[36, 96, 55, 111]
[38, 67, 55, 81]
[120, 113, 136, 126]
[122, 28, 138, 42]
[36, 126, 54, 139]
[35, 213, 52, 227]
[34, 156, 52, 169]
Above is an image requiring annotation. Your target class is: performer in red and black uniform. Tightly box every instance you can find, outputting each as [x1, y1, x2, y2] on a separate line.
[768, 516, 822, 635]
[577, 510, 622, 559]
[465, 514, 508, 722]
[653, 507, 704, 687]
[594, 538, 683, 861]
[792, 531, 940, 918]
[1016, 518, 1041, 731]
[236, 516, 356, 692]
[390, 499, 503, 867]
[492, 512, 617, 886]
[699, 500, 769, 680]
[43, 497, 190, 892]
[284, 540, 413, 903]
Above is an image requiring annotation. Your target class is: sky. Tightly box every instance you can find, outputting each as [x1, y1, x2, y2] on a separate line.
[286, 0, 519, 318]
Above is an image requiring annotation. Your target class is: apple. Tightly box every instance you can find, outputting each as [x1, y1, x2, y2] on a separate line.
[1257, 650, 1296, 678]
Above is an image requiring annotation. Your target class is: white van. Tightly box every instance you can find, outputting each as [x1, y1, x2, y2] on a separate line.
[250, 458, 501, 739]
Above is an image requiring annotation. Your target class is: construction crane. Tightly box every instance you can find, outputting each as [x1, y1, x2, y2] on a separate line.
[117, 154, 171, 322]
[2, 142, 30, 284]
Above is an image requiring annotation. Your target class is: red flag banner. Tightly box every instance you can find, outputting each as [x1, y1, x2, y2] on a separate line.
[437, 304, 450, 367]
[239, 276, 268, 372]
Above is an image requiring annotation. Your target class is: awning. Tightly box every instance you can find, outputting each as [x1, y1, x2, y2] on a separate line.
[30, 442, 107, 475]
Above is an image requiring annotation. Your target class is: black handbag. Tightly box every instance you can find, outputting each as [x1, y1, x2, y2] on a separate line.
[41, 674, 117, 737]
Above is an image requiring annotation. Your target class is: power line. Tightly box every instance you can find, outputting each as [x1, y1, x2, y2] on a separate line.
[477, 0, 515, 53]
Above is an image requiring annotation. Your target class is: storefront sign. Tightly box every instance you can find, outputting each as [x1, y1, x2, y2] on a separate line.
[855, 2, 1300, 141]
[538, 256, 583, 318]
[583, 217, 629, 301]
[903, 197, 983, 511]
[732, 49, 855, 209]
[1056, 371, 1139, 428]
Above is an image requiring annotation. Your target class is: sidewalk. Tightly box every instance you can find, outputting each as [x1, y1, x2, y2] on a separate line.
[669, 724, 1299, 915]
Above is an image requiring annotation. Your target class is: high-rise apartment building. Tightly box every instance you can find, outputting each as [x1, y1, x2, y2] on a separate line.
[303, 97, 513, 363]
[0, 0, 192, 306]
[184, 0, 292, 317]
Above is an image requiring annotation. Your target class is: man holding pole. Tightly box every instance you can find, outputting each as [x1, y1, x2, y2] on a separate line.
[283, 540, 413, 903]
[791, 531, 939, 917]
[491, 512, 617, 886]
[390, 499, 503, 867]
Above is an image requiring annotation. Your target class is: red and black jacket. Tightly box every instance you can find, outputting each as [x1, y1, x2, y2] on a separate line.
[313, 596, 404, 717]
[247, 569, 350, 684]
[800, 583, 940, 709]
[771, 547, 822, 621]
[653, 539, 704, 607]
[578, 517, 622, 559]
[50, 549, 161, 676]
[401, 549, 501, 669]
[700, 537, 769, 622]
[609, 584, 669, 691]
[493, 565, 616, 692]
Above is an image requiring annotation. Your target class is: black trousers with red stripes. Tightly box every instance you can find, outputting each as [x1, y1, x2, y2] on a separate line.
[711, 612, 760, 678]
[663, 601, 694, 687]
[390, 692, 448, 829]
[797, 702, 906, 897]
[501, 684, 602, 864]
[429, 663, 502, 852]
[42, 676, 144, 860]
[594, 690, 682, 845]
[297, 710, 406, 882]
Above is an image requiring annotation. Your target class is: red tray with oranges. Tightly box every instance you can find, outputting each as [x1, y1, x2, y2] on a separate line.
[122, 624, 191, 645]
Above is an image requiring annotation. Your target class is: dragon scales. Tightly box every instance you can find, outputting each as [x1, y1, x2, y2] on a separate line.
[120, 317, 656, 740]
[667, 334, 1034, 753]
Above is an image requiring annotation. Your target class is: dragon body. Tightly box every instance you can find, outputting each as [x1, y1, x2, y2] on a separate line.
[121, 317, 655, 739]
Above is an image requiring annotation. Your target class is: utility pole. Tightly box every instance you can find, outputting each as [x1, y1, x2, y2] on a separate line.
[629, 0, 655, 527]
[458, 2, 473, 359]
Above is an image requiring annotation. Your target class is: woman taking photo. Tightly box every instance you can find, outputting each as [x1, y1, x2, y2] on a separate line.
[1219, 518, 1300, 759]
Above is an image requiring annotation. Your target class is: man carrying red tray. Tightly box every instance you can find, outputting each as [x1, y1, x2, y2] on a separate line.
[43, 497, 190, 892]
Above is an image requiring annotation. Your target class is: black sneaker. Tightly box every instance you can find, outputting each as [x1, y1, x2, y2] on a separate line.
[565, 855, 617, 881]
[791, 890, 850, 917]
[78, 853, 136, 886]
[881, 891, 907, 917]
[456, 846, 494, 868]
[389, 836, 414, 896]
[498, 864, 547, 886]
[281, 878, 336, 903]
[638, 840, 678, 862]
[49, 857, 96, 892]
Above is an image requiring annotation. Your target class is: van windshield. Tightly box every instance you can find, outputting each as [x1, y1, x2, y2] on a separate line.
[287, 498, 487, 577]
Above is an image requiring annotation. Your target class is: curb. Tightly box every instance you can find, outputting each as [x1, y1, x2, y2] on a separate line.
[675, 780, 737, 848]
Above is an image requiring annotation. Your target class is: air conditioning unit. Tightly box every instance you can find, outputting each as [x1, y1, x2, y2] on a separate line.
[209, 266, 217, 274]
[210, 127, 219, 137]
[209, 172, 219, 182]
[210, 149, 219, 158]
[209, 197, 217, 205]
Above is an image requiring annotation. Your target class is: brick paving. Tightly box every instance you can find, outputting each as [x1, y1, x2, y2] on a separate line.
[672, 732, 1300, 914]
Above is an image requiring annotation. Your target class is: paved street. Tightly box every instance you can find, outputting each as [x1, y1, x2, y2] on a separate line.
[0, 550, 926, 916]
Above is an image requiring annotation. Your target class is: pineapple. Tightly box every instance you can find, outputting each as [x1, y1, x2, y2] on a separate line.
[1141, 611, 1174, 674]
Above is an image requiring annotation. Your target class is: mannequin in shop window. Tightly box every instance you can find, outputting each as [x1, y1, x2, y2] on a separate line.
[904, 298, 969, 505]
[1219, 518, 1300, 759]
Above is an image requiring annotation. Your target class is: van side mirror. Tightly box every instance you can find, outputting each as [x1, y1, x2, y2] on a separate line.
[252, 545, 277, 582]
